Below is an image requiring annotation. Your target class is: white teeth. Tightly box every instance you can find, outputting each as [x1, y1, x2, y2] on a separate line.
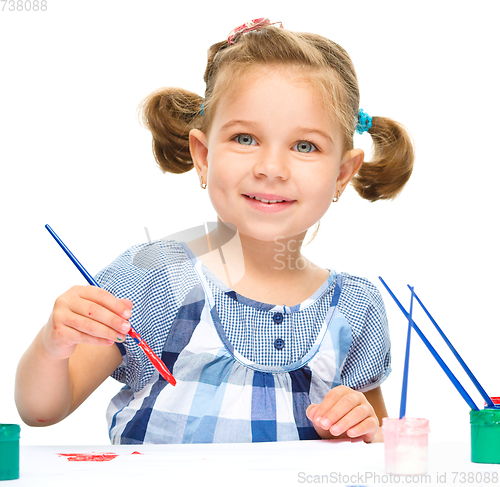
[248, 195, 286, 204]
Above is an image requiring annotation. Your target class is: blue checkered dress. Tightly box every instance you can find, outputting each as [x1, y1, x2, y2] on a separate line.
[96, 239, 390, 444]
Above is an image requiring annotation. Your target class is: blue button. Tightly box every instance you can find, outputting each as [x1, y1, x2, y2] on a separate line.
[274, 338, 285, 350]
[273, 312, 283, 324]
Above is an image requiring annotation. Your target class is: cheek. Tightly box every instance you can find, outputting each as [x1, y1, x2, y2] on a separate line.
[206, 146, 246, 189]
[303, 166, 338, 197]
[206, 165, 237, 215]
[207, 162, 232, 192]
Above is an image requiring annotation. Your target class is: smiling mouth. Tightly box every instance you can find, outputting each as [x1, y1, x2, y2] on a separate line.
[245, 195, 291, 204]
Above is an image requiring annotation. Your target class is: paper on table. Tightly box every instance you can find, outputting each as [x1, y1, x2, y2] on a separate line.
[17, 440, 380, 487]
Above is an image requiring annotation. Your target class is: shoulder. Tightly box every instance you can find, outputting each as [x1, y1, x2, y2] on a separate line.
[338, 273, 384, 309]
[337, 272, 387, 336]
[336, 273, 391, 390]
[95, 239, 197, 304]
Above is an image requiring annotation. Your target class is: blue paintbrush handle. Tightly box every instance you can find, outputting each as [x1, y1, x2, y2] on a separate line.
[379, 277, 479, 411]
[45, 225, 99, 287]
[45, 224, 137, 335]
[399, 286, 414, 419]
[408, 285, 495, 409]
[45, 224, 177, 386]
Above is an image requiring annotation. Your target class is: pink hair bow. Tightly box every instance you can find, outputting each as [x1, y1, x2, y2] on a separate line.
[227, 18, 283, 45]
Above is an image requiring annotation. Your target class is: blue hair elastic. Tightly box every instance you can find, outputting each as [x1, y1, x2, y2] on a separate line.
[356, 108, 372, 134]
[200, 103, 204, 116]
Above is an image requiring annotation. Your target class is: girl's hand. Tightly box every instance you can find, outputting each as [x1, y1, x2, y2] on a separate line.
[306, 385, 382, 443]
[41, 285, 133, 361]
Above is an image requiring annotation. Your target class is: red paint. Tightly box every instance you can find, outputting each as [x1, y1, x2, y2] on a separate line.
[58, 452, 118, 462]
[37, 419, 47, 423]
[128, 328, 176, 386]
[131, 451, 142, 455]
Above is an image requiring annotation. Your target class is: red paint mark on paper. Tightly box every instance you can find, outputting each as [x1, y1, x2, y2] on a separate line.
[57, 452, 118, 462]
[131, 451, 143, 455]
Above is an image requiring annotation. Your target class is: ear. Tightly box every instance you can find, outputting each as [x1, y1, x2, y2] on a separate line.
[189, 129, 209, 181]
[337, 148, 364, 194]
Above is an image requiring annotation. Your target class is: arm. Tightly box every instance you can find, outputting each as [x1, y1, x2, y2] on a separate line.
[15, 286, 131, 426]
[307, 276, 391, 442]
[306, 385, 388, 443]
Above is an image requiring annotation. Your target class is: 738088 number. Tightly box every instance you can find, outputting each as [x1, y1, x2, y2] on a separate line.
[1, 1, 48, 11]
[452, 472, 498, 483]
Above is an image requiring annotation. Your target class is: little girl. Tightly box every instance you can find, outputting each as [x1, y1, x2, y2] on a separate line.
[15, 19, 414, 444]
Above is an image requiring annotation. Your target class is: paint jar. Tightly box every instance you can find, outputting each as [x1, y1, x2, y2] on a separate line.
[470, 408, 500, 464]
[382, 417, 430, 475]
[0, 424, 20, 481]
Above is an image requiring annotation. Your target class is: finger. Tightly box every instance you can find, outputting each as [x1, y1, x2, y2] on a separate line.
[328, 403, 373, 437]
[345, 416, 380, 442]
[313, 387, 364, 430]
[76, 297, 131, 336]
[72, 286, 133, 321]
[313, 385, 354, 417]
[52, 303, 128, 343]
[54, 318, 118, 348]
[120, 298, 134, 312]
[306, 404, 319, 421]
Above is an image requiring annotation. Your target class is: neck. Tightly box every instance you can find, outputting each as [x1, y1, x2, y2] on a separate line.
[194, 221, 320, 287]
[239, 233, 307, 277]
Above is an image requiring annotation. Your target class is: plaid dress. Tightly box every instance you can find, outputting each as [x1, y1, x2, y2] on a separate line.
[96, 239, 390, 444]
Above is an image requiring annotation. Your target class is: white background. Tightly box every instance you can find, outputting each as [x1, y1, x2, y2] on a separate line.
[1, 0, 499, 447]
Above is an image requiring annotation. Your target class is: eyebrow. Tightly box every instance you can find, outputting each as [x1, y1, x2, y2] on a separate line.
[220, 120, 334, 142]
[296, 127, 334, 143]
[219, 120, 259, 132]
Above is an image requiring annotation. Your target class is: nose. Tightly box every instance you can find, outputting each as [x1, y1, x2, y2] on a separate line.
[253, 147, 289, 180]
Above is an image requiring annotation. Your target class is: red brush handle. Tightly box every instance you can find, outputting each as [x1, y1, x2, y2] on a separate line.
[128, 328, 176, 386]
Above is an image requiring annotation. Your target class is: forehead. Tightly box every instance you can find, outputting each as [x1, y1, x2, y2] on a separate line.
[210, 65, 340, 133]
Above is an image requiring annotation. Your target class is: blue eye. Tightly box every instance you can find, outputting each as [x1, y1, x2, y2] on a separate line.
[235, 134, 256, 146]
[294, 141, 316, 153]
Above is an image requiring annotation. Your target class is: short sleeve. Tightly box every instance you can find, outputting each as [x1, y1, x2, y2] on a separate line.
[337, 273, 391, 392]
[94, 239, 200, 392]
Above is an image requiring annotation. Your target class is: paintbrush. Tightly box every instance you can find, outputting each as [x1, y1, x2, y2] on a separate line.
[399, 286, 414, 419]
[45, 224, 176, 386]
[379, 277, 478, 410]
[407, 286, 495, 409]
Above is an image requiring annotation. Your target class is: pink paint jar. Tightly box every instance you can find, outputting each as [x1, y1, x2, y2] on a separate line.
[382, 417, 430, 475]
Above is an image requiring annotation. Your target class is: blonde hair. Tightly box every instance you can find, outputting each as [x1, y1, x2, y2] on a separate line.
[139, 24, 414, 201]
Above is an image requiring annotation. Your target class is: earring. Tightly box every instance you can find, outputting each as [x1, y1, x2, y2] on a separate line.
[200, 175, 207, 189]
[332, 190, 340, 203]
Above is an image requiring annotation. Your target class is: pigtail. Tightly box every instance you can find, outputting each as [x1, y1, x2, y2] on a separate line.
[138, 87, 204, 174]
[352, 116, 415, 201]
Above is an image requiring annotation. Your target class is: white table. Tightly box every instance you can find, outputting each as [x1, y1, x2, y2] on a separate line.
[8, 439, 500, 486]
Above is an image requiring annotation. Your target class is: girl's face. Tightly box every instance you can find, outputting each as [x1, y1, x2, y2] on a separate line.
[190, 66, 363, 243]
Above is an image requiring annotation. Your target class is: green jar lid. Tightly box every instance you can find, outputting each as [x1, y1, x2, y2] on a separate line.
[470, 408, 500, 425]
[0, 424, 20, 440]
